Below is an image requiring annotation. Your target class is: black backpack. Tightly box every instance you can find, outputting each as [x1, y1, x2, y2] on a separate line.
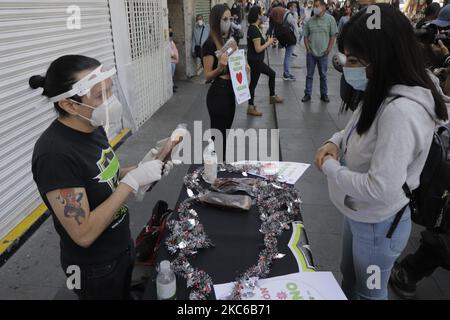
[274, 12, 297, 47]
[388, 126, 450, 237]
[407, 126, 450, 232]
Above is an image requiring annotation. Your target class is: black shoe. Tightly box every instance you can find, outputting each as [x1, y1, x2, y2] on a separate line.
[389, 262, 417, 300]
[292, 53, 298, 57]
[301, 94, 311, 102]
[173, 85, 178, 89]
[320, 95, 330, 103]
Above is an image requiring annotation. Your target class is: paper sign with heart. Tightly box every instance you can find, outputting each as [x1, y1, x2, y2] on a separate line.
[228, 49, 250, 104]
[236, 72, 243, 84]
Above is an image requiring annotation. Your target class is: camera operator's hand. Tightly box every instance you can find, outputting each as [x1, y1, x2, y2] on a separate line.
[435, 68, 450, 96]
[431, 40, 450, 58]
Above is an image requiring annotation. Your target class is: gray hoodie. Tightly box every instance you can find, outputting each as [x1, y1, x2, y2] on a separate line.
[322, 74, 449, 223]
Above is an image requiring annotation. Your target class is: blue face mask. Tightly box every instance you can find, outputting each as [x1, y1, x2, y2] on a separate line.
[313, 7, 322, 16]
[343, 66, 369, 91]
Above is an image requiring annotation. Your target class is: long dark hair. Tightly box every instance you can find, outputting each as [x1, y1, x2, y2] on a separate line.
[338, 4, 448, 135]
[248, 5, 262, 24]
[29, 55, 100, 116]
[209, 4, 231, 49]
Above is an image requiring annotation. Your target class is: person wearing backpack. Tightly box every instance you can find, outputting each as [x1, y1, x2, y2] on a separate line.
[270, 6, 299, 80]
[389, 70, 450, 300]
[302, 0, 337, 102]
[314, 4, 449, 300]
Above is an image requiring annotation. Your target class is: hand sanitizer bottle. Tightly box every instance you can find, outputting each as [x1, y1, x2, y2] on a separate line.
[203, 139, 217, 184]
[156, 260, 176, 300]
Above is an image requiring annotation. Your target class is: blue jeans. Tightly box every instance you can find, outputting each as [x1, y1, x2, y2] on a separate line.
[304, 52, 329, 96]
[340, 208, 412, 300]
[283, 45, 295, 76]
[171, 63, 176, 77]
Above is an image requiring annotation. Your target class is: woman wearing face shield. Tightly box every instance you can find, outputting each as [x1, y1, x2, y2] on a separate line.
[314, 5, 449, 299]
[202, 4, 249, 160]
[30, 55, 174, 300]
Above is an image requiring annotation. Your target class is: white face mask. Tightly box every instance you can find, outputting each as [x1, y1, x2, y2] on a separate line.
[313, 7, 322, 16]
[221, 19, 231, 37]
[71, 95, 123, 128]
[197, 20, 204, 26]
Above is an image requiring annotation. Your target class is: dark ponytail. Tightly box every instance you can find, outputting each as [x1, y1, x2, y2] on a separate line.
[29, 55, 101, 116]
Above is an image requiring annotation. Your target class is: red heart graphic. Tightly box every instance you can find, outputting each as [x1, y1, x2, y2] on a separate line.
[236, 72, 243, 84]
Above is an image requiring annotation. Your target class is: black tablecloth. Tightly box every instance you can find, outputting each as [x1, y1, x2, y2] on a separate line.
[143, 165, 314, 300]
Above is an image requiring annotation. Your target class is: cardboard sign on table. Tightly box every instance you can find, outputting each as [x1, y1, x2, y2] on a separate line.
[228, 49, 250, 104]
[232, 161, 311, 185]
[214, 272, 347, 300]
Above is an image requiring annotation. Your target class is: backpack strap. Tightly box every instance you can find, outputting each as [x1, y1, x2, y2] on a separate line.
[437, 125, 450, 136]
[198, 25, 205, 46]
[283, 11, 293, 26]
[386, 203, 408, 239]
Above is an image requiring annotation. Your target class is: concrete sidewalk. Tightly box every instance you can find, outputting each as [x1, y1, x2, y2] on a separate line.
[0, 41, 449, 300]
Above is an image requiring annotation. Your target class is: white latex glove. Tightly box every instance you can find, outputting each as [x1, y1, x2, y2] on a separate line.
[141, 148, 159, 163]
[162, 159, 182, 176]
[163, 161, 173, 176]
[121, 160, 163, 192]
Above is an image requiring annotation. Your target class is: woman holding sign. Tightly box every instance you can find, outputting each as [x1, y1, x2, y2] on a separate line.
[203, 4, 249, 159]
[247, 5, 284, 116]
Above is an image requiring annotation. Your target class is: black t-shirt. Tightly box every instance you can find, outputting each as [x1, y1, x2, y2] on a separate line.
[247, 24, 265, 61]
[32, 119, 131, 265]
[202, 37, 231, 78]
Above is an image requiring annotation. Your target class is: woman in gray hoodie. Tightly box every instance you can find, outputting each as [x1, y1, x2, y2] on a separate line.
[314, 4, 449, 300]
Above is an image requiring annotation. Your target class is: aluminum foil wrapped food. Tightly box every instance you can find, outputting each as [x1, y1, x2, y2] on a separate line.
[198, 191, 253, 211]
[211, 177, 259, 196]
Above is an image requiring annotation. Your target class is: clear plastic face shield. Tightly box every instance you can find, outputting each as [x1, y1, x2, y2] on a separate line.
[49, 64, 137, 139]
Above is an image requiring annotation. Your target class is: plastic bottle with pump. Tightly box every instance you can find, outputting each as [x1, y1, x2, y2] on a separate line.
[156, 260, 176, 300]
[203, 139, 217, 184]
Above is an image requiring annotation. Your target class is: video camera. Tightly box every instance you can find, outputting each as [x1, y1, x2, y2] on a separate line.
[415, 23, 450, 47]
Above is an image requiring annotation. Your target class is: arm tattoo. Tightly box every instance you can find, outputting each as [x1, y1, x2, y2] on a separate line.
[56, 188, 86, 226]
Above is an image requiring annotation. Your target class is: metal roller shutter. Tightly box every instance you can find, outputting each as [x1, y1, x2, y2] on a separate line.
[0, 0, 117, 240]
[123, 0, 172, 128]
[195, 0, 211, 24]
